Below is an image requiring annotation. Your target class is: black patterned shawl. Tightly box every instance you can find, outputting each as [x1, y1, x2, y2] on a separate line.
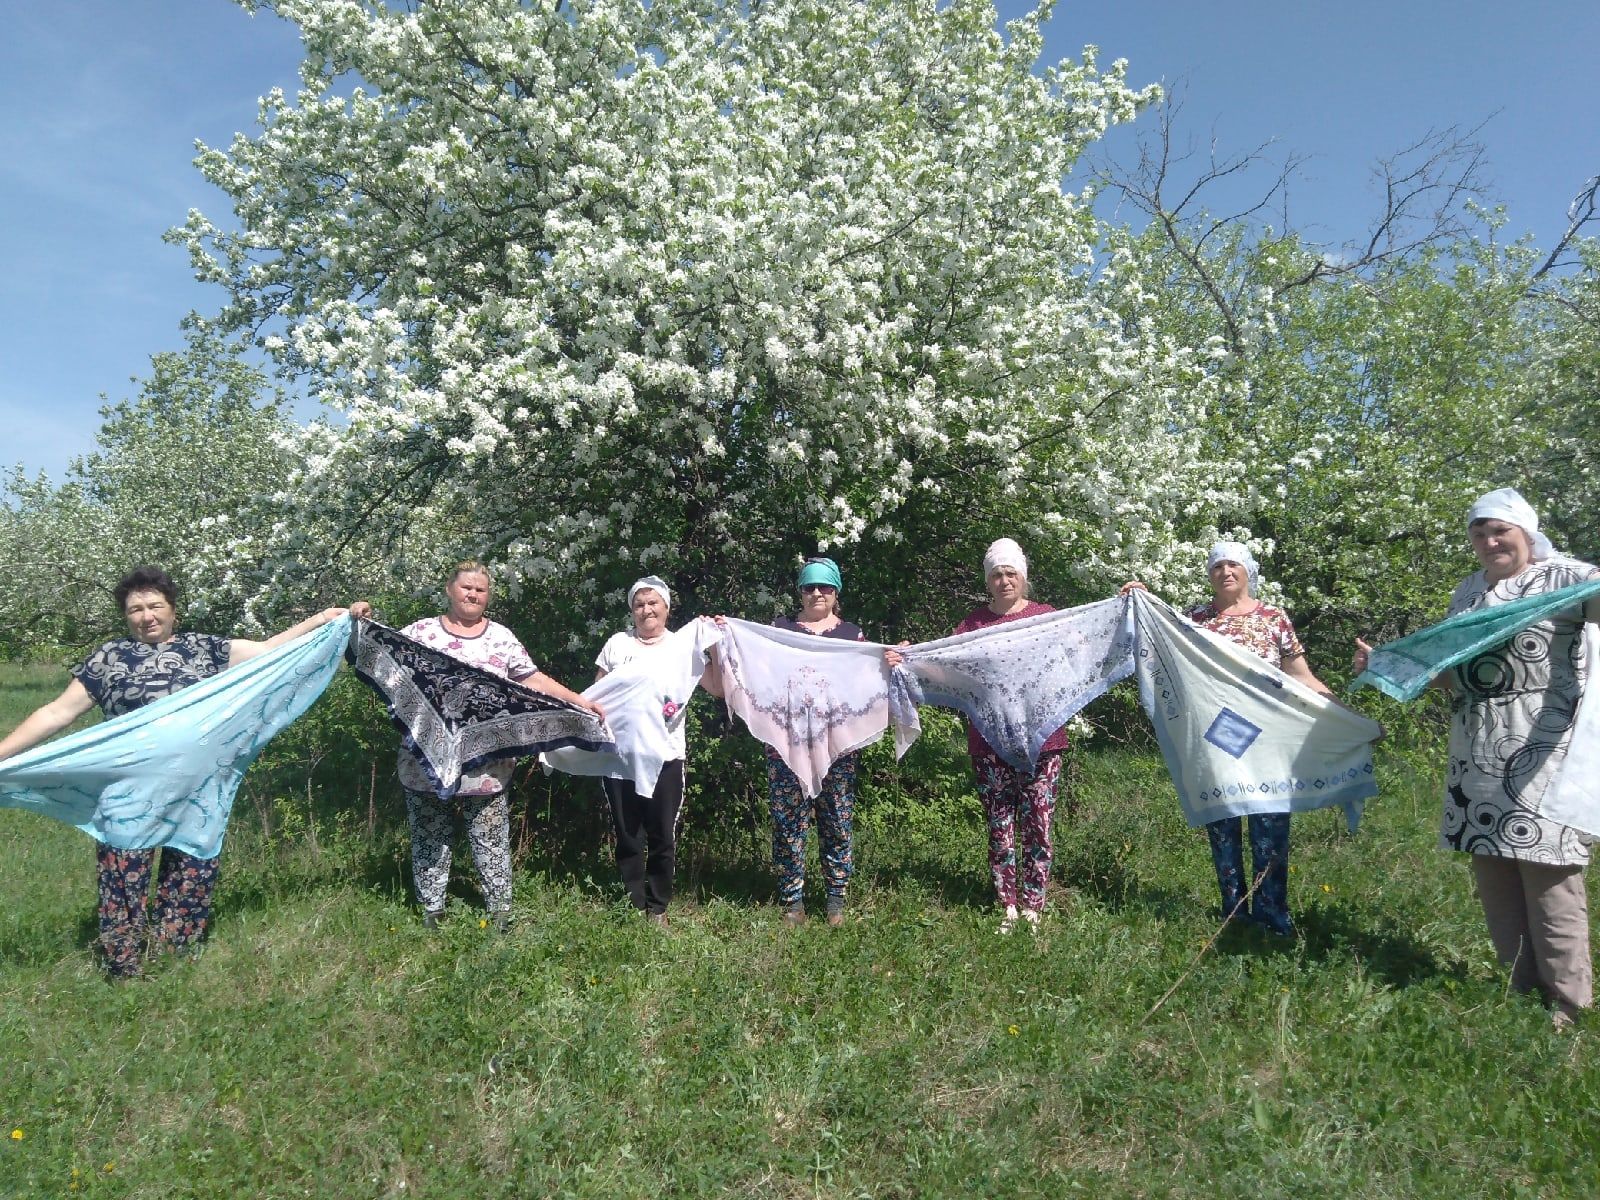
[347, 618, 613, 798]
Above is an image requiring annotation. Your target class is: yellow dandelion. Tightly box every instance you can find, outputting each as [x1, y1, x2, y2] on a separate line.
[1007, 1024, 1020, 1036]
[479, 918, 489, 929]
[8, 1128, 21, 1141]
[104, 1162, 115, 1173]
[1320, 883, 1332, 893]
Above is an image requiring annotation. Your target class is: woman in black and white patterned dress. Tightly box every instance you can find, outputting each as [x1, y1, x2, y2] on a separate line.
[1359, 489, 1600, 1028]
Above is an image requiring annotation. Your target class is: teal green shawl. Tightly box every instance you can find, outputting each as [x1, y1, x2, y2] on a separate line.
[1355, 579, 1600, 702]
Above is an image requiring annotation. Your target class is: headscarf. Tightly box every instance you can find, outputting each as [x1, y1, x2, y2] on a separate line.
[1206, 541, 1259, 594]
[1466, 488, 1557, 562]
[797, 557, 843, 593]
[983, 538, 1028, 580]
[628, 575, 672, 610]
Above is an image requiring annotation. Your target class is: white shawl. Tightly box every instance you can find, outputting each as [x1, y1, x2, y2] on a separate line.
[542, 619, 721, 798]
[1129, 591, 1383, 830]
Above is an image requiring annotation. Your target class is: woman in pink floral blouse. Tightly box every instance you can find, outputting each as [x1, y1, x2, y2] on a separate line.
[395, 561, 599, 930]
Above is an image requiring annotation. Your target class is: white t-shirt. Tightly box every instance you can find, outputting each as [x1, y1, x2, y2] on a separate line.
[596, 631, 687, 760]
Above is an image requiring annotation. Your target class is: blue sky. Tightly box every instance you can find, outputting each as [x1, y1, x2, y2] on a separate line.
[3, 1, 1595, 482]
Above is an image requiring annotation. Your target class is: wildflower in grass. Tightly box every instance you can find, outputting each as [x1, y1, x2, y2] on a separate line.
[1007, 1024, 1020, 1036]
[104, 1162, 115, 1172]
[1320, 883, 1332, 893]
[479, 918, 488, 929]
[9, 1128, 21, 1140]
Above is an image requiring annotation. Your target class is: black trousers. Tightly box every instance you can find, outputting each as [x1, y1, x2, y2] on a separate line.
[603, 759, 685, 915]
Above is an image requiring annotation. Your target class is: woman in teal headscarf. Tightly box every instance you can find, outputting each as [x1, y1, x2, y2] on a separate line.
[766, 557, 865, 927]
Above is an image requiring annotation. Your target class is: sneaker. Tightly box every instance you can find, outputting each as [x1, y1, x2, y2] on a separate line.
[997, 905, 1019, 935]
[1021, 908, 1042, 931]
[781, 903, 807, 927]
[825, 896, 846, 927]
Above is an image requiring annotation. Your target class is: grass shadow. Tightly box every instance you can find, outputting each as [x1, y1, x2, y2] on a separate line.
[1291, 899, 1469, 988]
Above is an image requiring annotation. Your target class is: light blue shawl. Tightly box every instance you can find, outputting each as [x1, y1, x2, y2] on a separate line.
[0, 616, 350, 858]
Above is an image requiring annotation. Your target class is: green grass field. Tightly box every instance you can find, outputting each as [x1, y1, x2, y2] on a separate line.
[2, 663, 1598, 1198]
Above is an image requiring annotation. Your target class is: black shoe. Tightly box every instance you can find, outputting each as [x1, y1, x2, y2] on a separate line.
[422, 910, 443, 931]
[492, 910, 510, 935]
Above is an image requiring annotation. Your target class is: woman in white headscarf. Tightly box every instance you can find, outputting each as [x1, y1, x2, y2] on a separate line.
[1356, 488, 1600, 1029]
[1124, 541, 1336, 936]
[957, 539, 1073, 933]
[594, 576, 688, 925]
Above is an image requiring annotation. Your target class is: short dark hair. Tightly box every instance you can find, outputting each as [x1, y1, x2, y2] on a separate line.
[114, 566, 178, 612]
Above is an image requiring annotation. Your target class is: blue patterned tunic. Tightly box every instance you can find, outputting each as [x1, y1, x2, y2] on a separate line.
[72, 633, 232, 718]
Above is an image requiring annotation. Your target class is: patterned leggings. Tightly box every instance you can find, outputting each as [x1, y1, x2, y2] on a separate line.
[1207, 813, 1291, 929]
[96, 845, 220, 978]
[405, 790, 514, 914]
[972, 750, 1062, 912]
[767, 752, 857, 906]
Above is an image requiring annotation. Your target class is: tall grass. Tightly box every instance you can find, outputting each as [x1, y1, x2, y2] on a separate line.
[2, 664, 1597, 1197]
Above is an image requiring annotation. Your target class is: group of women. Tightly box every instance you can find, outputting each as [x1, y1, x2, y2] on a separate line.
[0, 489, 1594, 1029]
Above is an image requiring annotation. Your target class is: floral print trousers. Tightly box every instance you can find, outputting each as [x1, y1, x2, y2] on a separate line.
[767, 752, 857, 907]
[972, 749, 1062, 912]
[96, 845, 220, 978]
[1206, 813, 1292, 932]
[405, 790, 514, 915]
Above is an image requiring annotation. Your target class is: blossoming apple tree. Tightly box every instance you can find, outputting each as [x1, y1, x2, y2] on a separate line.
[177, 0, 1268, 645]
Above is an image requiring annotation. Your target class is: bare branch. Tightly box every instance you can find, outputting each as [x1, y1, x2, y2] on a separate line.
[1533, 175, 1600, 281]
